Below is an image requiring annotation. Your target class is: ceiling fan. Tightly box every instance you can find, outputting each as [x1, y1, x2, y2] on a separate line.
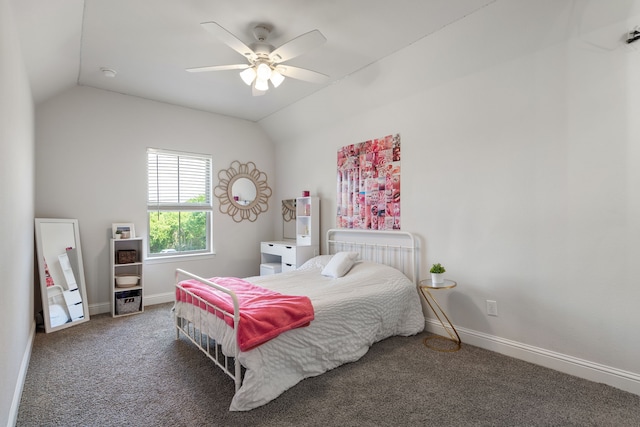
[187, 22, 330, 96]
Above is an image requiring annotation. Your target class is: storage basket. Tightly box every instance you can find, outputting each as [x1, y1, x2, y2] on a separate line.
[115, 274, 140, 288]
[117, 250, 137, 264]
[115, 291, 141, 315]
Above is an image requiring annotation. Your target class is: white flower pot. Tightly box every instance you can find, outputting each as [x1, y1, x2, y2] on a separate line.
[431, 273, 444, 284]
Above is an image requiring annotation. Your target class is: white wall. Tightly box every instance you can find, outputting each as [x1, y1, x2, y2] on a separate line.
[261, 1, 640, 393]
[35, 86, 277, 313]
[0, 0, 35, 424]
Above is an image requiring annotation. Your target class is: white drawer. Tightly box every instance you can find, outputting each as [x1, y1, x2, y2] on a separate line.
[281, 245, 297, 264]
[281, 262, 297, 273]
[261, 242, 284, 256]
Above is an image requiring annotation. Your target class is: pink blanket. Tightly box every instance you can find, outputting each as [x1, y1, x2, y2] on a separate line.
[176, 277, 314, 351]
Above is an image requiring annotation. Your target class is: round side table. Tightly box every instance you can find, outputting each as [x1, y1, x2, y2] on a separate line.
[419, 279, 461, 352]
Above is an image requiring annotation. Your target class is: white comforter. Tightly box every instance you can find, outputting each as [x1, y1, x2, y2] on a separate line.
[174, 256, 425, 411]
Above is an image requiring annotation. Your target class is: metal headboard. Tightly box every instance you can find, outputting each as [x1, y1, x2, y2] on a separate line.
[326, 229, 419, 284]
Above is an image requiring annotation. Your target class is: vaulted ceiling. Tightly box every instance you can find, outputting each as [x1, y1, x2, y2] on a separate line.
[11, 0, 496, 122]
[13, 1, 640, 122]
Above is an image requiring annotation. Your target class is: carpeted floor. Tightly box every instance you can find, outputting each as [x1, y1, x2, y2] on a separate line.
[16, 303, 640, 426]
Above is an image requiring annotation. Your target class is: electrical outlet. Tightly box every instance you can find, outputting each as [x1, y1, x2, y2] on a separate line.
[486, 300, 498, 317]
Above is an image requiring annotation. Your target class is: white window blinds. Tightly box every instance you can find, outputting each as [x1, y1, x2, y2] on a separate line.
[147, 149, 212, 209]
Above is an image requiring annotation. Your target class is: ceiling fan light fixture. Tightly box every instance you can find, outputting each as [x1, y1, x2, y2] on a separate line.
[239, 67, 256, 85]
[191, 22, 328, 96]
[270, 70, 285, 88]
[254, 78, 269, 91]
[256, 62, 272, 80]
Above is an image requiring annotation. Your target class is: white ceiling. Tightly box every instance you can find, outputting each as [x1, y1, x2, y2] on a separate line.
[11, 0, 497, 122]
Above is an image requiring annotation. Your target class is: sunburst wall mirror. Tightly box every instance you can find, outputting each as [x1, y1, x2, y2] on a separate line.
[214, 161, 272, 222]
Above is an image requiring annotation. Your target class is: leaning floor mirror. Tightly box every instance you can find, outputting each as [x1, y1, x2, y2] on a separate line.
[35, 218, 90, 332]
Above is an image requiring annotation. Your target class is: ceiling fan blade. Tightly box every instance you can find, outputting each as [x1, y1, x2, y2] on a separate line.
[201, 21, 257, 62]
[269, 30, 326, 63]
[275, 65, 330, 84]
[186, 64, 250, 73]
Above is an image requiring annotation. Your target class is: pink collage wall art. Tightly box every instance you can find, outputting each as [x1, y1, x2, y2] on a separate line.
[336, 133, 401, 230]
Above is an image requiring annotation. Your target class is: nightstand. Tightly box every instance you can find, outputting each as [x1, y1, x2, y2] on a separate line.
[419, 279, 461, 352]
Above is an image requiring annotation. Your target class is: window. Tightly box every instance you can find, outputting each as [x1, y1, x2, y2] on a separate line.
[147, 148, 213, 257]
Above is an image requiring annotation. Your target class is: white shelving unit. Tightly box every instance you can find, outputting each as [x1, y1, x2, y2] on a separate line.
[110, 237, 144, 317]
[296, 196, 319, 246]
[259, 196, 320, 276]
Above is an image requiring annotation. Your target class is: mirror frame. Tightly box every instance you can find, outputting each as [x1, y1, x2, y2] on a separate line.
[214, 160, 272, 222]
[35, 218, 90, 332]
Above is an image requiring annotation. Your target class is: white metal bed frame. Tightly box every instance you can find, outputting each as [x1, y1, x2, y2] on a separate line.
[174, 229, 419, 396]
[326, 228, 418, 284]
[174, 269, 243, 391]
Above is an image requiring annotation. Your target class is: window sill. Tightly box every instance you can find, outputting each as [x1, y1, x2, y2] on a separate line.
[144, 251, 216, 265]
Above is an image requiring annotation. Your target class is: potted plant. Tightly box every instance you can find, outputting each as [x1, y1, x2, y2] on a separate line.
[430, 263, 446, 285]
[115, 230, 122, 240]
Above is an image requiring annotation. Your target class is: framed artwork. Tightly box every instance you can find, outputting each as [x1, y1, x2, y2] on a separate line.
[336, 133, 401, 230]
[112, 223, 135, 239]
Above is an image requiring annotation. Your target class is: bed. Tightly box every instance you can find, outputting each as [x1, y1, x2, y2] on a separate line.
[173, 229, 425, 411]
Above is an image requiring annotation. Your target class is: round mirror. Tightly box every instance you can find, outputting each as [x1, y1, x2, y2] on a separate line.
[214, 161, 272, 222]
[232, 177, 257, 206]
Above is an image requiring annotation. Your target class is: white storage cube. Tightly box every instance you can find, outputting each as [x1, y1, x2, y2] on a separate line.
[260, 263, 282, 276]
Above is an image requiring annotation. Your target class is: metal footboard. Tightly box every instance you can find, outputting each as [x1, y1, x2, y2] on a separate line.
[174, 268, 243, 392]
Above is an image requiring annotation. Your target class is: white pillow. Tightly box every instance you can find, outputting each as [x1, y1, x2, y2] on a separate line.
[321, 252, 359, 278]
[298, 255, 334, 271]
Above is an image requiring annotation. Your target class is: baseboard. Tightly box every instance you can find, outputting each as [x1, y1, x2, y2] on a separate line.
[143, 292, 175, 306]
[425, 319, 640, 396]
[8, 320, 35, 427]
[89, 302, 110, 315]
[88, 292, 175, 316]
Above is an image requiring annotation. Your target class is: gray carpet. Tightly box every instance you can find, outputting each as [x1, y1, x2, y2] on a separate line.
[17, 303, 640, 426]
